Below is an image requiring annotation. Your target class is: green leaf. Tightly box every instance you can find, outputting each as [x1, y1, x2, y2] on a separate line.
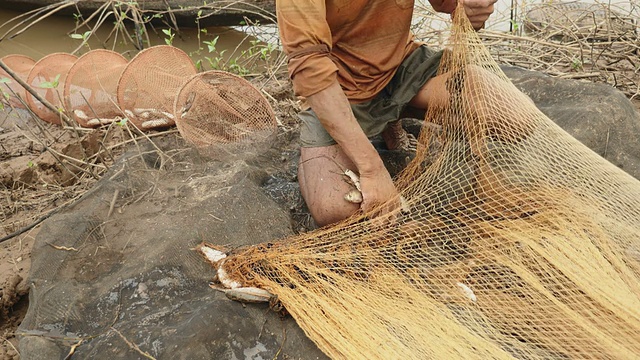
[53, 73, 61, 87]
[27, 160, 34, 168]
[39, 73, 61, 89]
[70, 33, 84, 39]
[0, 77, 11, 84]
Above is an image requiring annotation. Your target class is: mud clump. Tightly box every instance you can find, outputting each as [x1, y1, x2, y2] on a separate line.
[0, 274, 29, 360]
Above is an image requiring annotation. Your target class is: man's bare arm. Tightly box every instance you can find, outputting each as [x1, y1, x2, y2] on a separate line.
[306, 81, 398, 214]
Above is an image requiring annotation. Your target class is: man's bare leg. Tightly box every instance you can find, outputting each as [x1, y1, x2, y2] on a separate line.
[409, 67, 535, 142]
[408, 72, 451, 112]
[380, 74, 450, 152]
[298, 144, 361, 227]
[298, 74, 450, 227]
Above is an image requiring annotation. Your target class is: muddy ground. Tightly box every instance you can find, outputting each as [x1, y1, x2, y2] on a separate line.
[1, 76, 639, 359]
[0, 79, 302, 359]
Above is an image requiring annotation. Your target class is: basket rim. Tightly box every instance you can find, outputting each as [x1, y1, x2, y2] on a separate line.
[25, 52, 79, 125]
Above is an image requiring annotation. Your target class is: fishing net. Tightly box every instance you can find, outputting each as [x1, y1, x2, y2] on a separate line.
[207, 8, 640, 359]
[117, 45, 197, 130]
[64, 49, 128, 128]
[0, 54, 35, 109]
[173, 70, 278, 158]
[25, 53, 78, 125]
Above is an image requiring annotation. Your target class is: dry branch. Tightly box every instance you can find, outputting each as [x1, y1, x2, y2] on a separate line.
[0, 0, 276, 27]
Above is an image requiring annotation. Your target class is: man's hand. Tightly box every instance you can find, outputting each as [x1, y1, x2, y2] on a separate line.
[358, 165, 400, 217]
[462, 0, 497, 30]
[429, 0, 497, 30]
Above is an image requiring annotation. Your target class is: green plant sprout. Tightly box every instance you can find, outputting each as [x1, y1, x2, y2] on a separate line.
[162, 28, 175, 45]
[201, 37, 231, 71]
[510, 19, 520, 34]
[204, 37, 218, 53]
[571, 58, 583, 71]
[70, 31, 92, 41]
[39, 74, 61, 89]
[187, 13, 281, 76]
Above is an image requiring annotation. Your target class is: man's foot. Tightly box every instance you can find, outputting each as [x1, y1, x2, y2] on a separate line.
[381, 120, 418, 152]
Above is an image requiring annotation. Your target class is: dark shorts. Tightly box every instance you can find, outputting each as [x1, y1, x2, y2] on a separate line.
[299, 45, 443, 148]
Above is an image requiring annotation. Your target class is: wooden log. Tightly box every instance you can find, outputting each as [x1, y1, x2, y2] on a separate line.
[0, 0, 276, 27]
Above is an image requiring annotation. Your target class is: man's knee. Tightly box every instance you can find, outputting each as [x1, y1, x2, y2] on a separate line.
[298, 146, 361, 227]
[298, 169, 360, 227]
[309, 201, 360, 227]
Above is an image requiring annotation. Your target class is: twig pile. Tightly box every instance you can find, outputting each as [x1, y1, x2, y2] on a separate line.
[415, 0, 639, 100]
[0, 102, 185, 241]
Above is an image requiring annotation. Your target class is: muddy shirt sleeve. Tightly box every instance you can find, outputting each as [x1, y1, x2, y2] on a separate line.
[277, 0, 338, 97]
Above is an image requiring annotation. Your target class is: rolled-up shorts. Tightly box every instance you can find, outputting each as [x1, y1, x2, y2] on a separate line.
[299, 45, 443, 148]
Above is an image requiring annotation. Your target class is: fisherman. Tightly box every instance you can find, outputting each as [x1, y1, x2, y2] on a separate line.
[277, 0, 496, 226]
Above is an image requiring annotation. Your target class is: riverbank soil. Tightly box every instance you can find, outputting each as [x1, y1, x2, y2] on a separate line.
[1, 75, 639, 359]
[0, 78, 302, 359]
[0, 108, 115, 359]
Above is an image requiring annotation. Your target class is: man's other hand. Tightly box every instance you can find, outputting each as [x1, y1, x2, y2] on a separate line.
[462, 0, 497, 30]
[429, 0, 497, 30]
[429, 0, 458, 14]
[358, 166, 400, 217]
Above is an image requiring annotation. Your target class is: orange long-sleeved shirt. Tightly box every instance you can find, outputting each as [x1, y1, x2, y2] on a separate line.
[277, 0, 420, 102]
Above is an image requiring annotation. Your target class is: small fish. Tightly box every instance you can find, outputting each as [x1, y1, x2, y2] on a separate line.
[343, 169, 361, 191]
[344, 189, 363, 204]
[86, 117, 118, 127]
[141, 118, 171, 129]
[73, 109, 89, 120]
[217, 287, 274, 303]
[199, 245, 227, 264]
[181, 92, 196, 118]
[214, 262, 242, 289]
[457, 282, 477, 303]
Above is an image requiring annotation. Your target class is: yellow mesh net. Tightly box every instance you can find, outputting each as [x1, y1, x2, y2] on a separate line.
[64, 49, 128, 128]
[0, 54, 35, 109]
[174, 70, 277, 158]
[25, 53, 78, 125]
[116, 45, 197, 130]
[210, 9, 640, 359]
